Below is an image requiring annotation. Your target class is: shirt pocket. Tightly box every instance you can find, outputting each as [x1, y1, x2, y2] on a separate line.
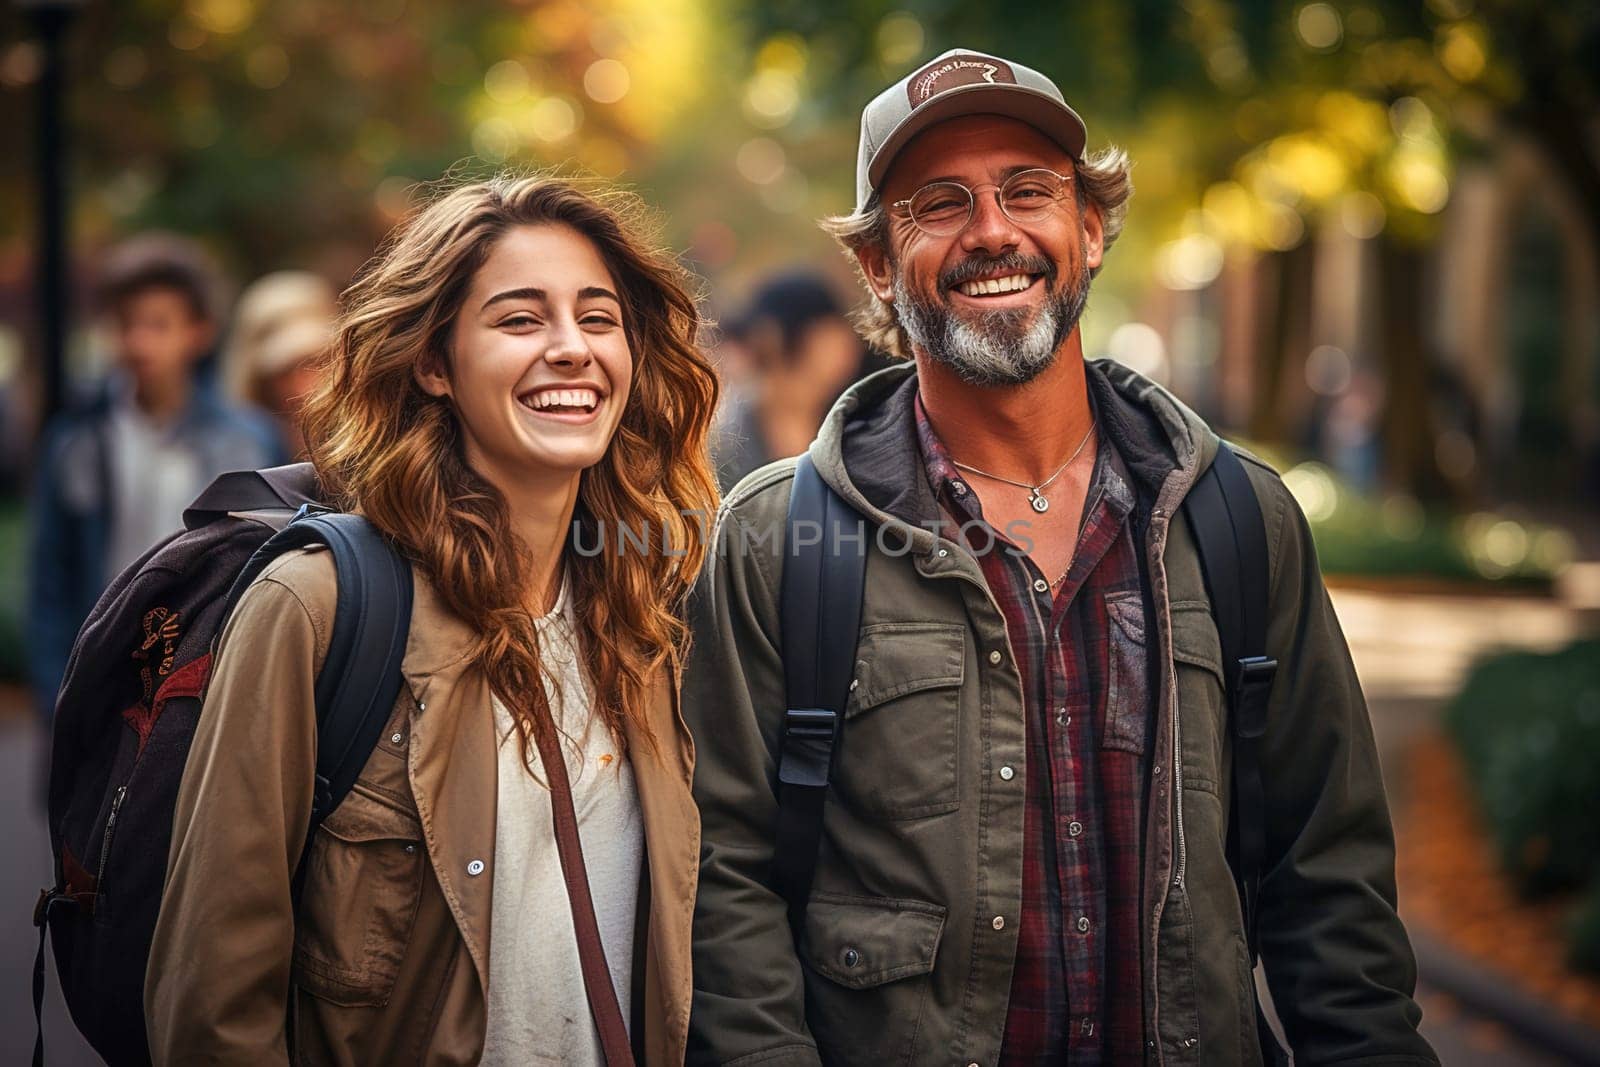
[800, 892, 947, 1066]
[1103, 590, 1150, 754]
[838, 621, 965, 820]
[292, 784, 425, 1007]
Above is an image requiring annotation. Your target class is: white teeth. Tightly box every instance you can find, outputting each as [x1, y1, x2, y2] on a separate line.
[523, 387, 599, 411]
[959, 274, 1032, 297]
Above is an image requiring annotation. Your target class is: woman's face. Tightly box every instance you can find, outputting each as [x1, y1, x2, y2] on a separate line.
[424, 223, 634, 495]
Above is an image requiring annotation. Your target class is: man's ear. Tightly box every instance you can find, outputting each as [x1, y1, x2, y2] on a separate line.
[855, 241, 895, 304]
[1082, 199, 1106, 272]
[414, 348, 452, 400]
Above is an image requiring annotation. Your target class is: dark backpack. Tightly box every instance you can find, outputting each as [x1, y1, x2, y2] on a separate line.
[31, 462, 414, 1067]
[773, 443, 1288, 1063]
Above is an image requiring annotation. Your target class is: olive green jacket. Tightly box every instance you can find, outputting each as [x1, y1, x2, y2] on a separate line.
[683, 360, 1437, 1066]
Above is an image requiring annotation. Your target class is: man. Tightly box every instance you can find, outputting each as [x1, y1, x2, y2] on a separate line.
[29, 234, 285, 722]
[684, 48, 1438, 1065]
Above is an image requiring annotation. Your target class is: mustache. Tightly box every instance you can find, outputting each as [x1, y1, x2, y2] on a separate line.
[938, 252, 1057, 291]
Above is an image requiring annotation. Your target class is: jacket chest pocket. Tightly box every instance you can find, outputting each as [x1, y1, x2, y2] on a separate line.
[837, 622, 965, 820]
[1169, 603, 1227, 796]
[293, 784, 425, 1007]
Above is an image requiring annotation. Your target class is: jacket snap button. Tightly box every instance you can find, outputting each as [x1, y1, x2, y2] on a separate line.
[391, 732, 403, 744]
[843, 947, 860, 967]
[467, 859, 485, 876]
[991, 915, 1005, 931]
[988, 650, 1003, 666]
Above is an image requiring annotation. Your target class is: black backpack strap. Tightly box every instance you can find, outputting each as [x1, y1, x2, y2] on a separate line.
[773, 454, 867, 935]
[222, 507, 415, 871]
[1182, 441, 1285, 1062]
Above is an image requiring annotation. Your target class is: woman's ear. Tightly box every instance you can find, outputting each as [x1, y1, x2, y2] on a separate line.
[414, 348, 452, 400]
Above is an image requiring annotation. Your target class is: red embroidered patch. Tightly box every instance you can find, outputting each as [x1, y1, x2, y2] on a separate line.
[121, 653, 212, 757]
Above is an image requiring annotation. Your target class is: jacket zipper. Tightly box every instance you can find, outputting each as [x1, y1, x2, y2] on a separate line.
[1171, 668, 1187, 888]
[1155, 507, 1188, 889]
[96, 785, 128, 906]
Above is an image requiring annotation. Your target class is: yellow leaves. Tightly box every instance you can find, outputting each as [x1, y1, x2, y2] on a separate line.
[1437, 20, 1489, 83]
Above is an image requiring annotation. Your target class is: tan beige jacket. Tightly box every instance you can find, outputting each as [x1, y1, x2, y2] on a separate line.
[146, 546, 699, 1065]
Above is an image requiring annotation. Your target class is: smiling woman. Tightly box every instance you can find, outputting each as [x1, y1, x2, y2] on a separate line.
[144, 175, 720, 1066]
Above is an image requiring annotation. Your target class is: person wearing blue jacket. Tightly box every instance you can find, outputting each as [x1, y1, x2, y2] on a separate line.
[28, 233, 285, 722]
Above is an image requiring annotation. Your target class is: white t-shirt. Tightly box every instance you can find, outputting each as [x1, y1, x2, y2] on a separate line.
[481, 579, 644, 1067]
[105, 399, 202, 576]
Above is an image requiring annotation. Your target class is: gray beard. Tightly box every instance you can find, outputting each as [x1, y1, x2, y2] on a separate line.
[893, 265, 1091, 387]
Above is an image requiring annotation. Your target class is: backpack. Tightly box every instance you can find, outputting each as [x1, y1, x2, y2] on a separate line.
[772, 443, 1288, 1063]
[31, 462, 414, 1067]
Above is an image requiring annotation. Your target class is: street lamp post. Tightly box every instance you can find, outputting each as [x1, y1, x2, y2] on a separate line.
[18, 0, 85, 425]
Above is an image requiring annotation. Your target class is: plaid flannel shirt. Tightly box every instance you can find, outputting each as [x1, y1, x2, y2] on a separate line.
[914, 393, 1151, 1064]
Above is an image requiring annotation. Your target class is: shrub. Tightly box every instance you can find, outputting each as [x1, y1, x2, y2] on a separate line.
[1571, 880, 1600, 976]
[1445, 641, 1600, 895]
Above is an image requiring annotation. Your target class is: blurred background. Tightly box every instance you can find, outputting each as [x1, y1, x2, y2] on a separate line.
[1, 1, 1597, 1063]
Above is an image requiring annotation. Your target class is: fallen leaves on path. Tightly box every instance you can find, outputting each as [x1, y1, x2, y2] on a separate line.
[1396, 734, 1600, 1027]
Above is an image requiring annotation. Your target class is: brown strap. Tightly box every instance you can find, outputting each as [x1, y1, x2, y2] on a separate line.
[531, 725, 637, 1067]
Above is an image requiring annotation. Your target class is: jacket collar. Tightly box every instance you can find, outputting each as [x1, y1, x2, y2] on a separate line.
[398, 564, 479, 684]
[810, 357, 1221, 531]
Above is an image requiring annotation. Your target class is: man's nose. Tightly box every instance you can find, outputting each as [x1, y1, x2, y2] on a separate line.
[959, 190, 1023, 255]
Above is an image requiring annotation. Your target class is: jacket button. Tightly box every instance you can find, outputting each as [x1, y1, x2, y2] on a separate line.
[998, 765, 1015, 781]
[1076, 916, 1091, 933]
[991, 915, 1005, 931]
[1068, 820, 1083, 837]
[988, 650, 1003, 666]
[390, 732, 403, 744]
[842, 947, 860, 967]
[467, 859, 485, 876]
[403, 844, 416, 854]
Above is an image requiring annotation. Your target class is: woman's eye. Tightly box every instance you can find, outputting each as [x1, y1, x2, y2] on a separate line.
[499, 314, 540, 328]
[581, 316, 619, 329]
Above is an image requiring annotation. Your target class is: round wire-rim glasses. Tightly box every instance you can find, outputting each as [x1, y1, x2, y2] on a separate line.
[891, 168, 1075, 237]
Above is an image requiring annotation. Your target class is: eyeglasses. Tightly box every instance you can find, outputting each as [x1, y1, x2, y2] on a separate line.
[891, 168, 1074, 237]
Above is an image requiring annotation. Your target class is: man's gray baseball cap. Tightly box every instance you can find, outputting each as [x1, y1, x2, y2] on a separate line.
[853, 48, 1087, 212]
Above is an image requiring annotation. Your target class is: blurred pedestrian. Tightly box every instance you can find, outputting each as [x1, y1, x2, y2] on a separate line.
[225, 270, 338, 457]
[27, 233, 285, 722]
[711, 272, 874, 491]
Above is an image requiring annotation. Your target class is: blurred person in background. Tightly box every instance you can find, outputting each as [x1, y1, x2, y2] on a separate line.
[225, 270, 338, 457]
[27, 234, 285, 723]
[710, 271, 875, 491]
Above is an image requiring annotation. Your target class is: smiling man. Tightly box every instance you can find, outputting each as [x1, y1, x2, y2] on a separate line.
[684, 49, 1437, 1066]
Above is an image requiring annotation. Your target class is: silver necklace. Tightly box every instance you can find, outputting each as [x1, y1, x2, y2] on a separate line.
[952, 421, 1096, 514]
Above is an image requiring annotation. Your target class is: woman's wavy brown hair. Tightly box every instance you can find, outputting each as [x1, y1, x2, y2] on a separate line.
[300, 174, 720, 764]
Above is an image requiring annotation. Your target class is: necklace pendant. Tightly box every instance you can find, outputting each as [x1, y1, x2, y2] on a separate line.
[1029, 491, 1049, 514]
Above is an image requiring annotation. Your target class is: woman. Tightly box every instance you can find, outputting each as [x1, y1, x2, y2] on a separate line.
[145, 176, 720, 1065]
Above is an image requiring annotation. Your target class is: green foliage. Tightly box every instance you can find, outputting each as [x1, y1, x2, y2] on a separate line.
[1571, 879, 1600, 976]
[1445, 641, 1600, 896]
